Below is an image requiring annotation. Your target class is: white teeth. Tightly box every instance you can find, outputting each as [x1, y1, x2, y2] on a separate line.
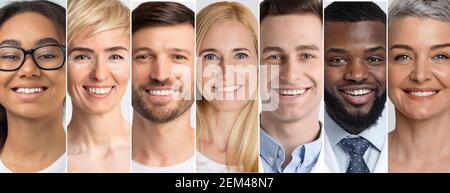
[345, 89, 371, 96]
[87, 87, 112, 95]
[409, 91, 436, 97]
[278, 89, 306, 95]
[148, 90, 173, 96]
[216, 85, 240, 93]
[14, 87, 44, 94]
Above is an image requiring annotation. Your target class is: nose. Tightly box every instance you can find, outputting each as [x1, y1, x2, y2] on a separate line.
[410, 57, 432, 83]
[90, 57, 109, 81]
[17, 55, 41, 78]
[344, 62, 369, 82]
[150, 56, 171, 82]
[279, 55, 301, 83]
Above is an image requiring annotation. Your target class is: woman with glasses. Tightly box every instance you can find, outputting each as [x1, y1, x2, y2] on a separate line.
[0, 1, 66, 173]
[67, 0, 130, 172]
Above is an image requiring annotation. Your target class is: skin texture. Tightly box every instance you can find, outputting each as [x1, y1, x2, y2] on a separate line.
[388, 17, 450, 172]
[132, 24, 195, 167]
[324, 21, 386, 134]
[0, 12, 65, 172]
[67, 27, 131, 172]
[260, 14, 322, 168]
[197, 20, 257, 164]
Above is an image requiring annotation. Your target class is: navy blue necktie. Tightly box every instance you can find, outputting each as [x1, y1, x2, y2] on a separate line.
[339, 137, 371, 173]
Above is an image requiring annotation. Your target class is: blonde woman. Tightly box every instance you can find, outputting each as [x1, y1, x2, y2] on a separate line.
[67, 0, 130, 172]
[196, 1, 259, 172]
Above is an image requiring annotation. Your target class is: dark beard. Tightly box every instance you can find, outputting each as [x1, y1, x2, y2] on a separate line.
[132, 90, 193, 124]
[324, 89, 386, 134]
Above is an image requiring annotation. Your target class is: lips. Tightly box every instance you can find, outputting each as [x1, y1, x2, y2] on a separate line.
[83, 86, 115, 96]
[12, 87, 47, 94]
[213, 85, 242, 93]
[338, 85, 376, 105]
[402, 88, 439, 100]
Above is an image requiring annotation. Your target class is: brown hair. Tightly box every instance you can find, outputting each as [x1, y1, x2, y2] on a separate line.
[260, 0, 322, 22]
[132, 2, 194, 33]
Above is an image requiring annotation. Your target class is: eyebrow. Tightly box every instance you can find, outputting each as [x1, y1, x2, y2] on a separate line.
[326, 48, 347, 54]
[389, 44, 413, 51]
[431, 43, 450, 50]
[105, 46, 128, 52]
[36, 38, 61, 46]
[199, 48, 218, 55]
[296, 44, 320, 51]
[365, 46, 385, 53]
[132, 47, 192, 55]
[262, 46, 283, 53]
[69, 47, 94, 54]
[0, 39, 21, 46]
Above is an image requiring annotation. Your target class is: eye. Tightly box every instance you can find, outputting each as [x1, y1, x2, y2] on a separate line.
[235, 52, 248, 60]
[328, 56, 347, 66]
[0, 54, 20, 60]
[300, 53, 315, 60]
[74, 55, 90, 61]
[109, 54, 124, 60]
[393, 54, 412, 62]
[37, 53, 56, 60]
[366, 56, 384, 64]
[204, 54, 218, 61]
[432, 54, 449, 61]
[135, 54, 151, 60]
[174, 55, 187, 60]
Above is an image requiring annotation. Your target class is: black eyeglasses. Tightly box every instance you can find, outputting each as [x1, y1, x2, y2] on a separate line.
[0, 44, 66, 71]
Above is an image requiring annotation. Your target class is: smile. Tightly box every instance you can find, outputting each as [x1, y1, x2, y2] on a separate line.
[213, 85, 242, 93]
[343, 89, 373, 96]
[146, 89, 174, 96]
[277, 88, 307, 96]
[12, 87, 47, 94]
[84, 86, 114, 95]
[408, 91, 437, 97]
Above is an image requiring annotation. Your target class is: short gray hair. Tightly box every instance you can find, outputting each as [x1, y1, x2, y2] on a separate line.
[389, 0, 450, 25]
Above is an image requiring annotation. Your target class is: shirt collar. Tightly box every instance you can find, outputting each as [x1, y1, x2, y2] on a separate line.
[260, 122, 324, 171]
[324, 110, 386, 151]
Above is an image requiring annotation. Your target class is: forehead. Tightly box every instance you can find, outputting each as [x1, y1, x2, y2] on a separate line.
[71, 27, 129, 49]
[325, 21, 386, 48]
[261, 14, 322, 48]
[133, 24, 194, 50]
[0, 12, 62, 46]
[389, 17, 450, 47]
[200, 20, 255, 51]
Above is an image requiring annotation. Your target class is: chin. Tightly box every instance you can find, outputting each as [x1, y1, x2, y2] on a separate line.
[209, 100, 250, 112]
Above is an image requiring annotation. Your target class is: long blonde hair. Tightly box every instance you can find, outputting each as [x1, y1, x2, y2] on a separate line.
[196, 1, 258, 172]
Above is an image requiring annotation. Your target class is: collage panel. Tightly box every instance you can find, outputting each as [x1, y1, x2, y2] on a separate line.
[323, 0, 388, 173]
[387, 0, 450, 173]
[0, 0, 67, 173]
[259, 0, 325, 173]
[131, 0, 196, 173]
[66, 0, 131, 172]
[196, 0, 259, 173]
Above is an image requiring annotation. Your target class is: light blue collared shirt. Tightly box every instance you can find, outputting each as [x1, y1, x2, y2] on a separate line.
[259, 124, 323, 173]
[324, 110, 386, 172]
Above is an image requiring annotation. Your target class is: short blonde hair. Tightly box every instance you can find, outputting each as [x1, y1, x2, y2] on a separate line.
[68, 0, 130, 44]
[196, 1, 259, 172]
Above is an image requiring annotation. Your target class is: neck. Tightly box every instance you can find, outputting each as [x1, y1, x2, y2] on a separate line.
[261, 107, 321, 161]
[132, 109, 194, 166]
[390, 109, 450, 161]
[200, 105, 241, 151]
[68, 105, 129, 152]
[1, 109, 65, 162]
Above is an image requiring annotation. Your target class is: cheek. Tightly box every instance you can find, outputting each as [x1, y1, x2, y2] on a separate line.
[371, 66, 387, 85]
[111, 66, 130, 85]
[324, 67, 340, 89]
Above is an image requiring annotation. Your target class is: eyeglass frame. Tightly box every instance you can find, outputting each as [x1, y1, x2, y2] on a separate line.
[0, 44, 66, 72]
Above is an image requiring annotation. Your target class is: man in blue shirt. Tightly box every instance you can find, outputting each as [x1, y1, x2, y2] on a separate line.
[323, 2, 387, 173]
[259, 0, 324, 173]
